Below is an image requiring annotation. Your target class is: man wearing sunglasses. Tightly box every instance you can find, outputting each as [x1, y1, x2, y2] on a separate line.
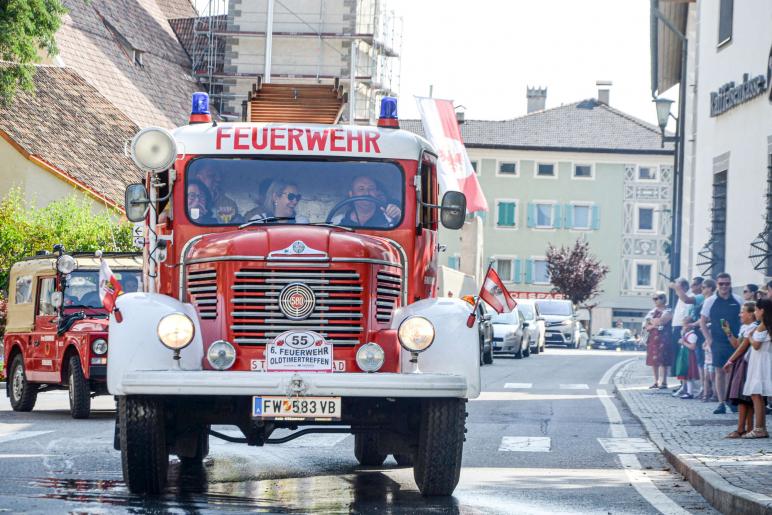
[700, 273, 743, 414]
[341, 175, 402, 228]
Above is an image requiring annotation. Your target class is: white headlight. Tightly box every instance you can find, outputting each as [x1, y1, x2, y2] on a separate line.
[130, 127, 177, 172]
[157, 313, 195, 350]
[356, 342, 385, 372]
[56, 255, 77, 274]
[207, 340, 236, 370]
[91, 338, 108, 355]
[398, 316, 435, 352]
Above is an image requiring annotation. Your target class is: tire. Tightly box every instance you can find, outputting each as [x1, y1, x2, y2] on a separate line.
[483, 346, 493, 365]
[513, 342, 522, 359]
[179, 426, 209, 467]
[68, 355, 91, 419]
[394, 453, 414, 467]
[413, 398, 465, 496]
[119, 396, 169, 494]
[354, 432, 387, 466]
[523, 338, 530, 358]
[9, 355, 37, 412]
[479, 341, 484, 366]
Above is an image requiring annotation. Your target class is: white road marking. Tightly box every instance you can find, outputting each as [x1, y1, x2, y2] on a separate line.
[0, 431, 54, 444]
[498, 436, 551, 452]
[597, 366, 691, 515]
[559, 384, 589, 390]
[504, 383, 532, 389]
[600, 358, 636, 385]
[597, 438, 658, 454]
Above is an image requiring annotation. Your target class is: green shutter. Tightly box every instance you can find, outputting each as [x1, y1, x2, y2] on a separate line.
[553, 204, 562, 228]
[565, 204, 574, 228]
[507, 202, 516, 226]
[497, 202, 506, 226]
[514, 258, 522, 283]
[524, 258, 533, 283]
[591, 205, 601, 229]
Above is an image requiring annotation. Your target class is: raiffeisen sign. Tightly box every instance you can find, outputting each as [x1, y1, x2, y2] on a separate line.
[710, 71, 768, 117]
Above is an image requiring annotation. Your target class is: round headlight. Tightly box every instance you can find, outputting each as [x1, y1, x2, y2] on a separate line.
[398, 316, 435, 352]
[92, 338, 108, 355]
[157, 313, 195, 350]
[356, 342, 385, 372]
[56, 255, 77, 274]
[207, 340, 236, 370]
[130, 127, 177, 172]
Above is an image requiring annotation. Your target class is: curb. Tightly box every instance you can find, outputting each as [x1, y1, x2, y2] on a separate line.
[613, 359, 772, 515]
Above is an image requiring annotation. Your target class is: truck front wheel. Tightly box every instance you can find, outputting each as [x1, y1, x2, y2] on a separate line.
[354, 432, 387, 466]
[68, 355, 91, 419]
[119, 396, 169, 494]
[9, 355, 37, 412]
[413, 398, 465, 496]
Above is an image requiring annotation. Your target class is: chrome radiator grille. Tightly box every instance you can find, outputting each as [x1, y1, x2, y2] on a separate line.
[375, 270, 401, 323]
[187, 268, 218, 319]
[230, 268, 364, 346]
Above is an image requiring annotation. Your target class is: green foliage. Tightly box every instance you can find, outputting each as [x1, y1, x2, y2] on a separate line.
[546, 239, 610, 307]
[0, 0, 68, 104]
[0, 188, 134, 291]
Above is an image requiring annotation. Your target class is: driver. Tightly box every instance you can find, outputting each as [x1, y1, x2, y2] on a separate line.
[122, 274, 140, 293]
[340, 176, 401, 228]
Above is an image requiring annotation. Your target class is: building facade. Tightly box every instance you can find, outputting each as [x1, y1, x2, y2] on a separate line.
[404, 97, 674, 330]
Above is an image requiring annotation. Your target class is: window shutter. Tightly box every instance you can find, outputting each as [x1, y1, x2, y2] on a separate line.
[524, 258, 533, 283]
[526, 203, 534, 228]
[553, 204, 562, 229]
[591, 205, 601, 230]
[514, 258, 522, 283]
[497, 202, 506, 226]
[565, 204, 574, 229]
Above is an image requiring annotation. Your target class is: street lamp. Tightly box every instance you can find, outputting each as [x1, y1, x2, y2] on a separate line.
[652, 97, 678, 147]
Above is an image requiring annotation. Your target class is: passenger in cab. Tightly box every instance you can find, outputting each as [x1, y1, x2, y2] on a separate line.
[195, 164, 240, 223]
[341, 176, 401, 228]
[122, 274, 140, 293]
[244, 179, 308, 223]
[187, 180, 217, 224]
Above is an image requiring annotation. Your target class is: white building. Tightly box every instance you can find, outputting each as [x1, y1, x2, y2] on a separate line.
[653, 0, 772, 285]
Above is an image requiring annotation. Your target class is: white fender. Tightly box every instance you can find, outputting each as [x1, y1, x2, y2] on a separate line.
[392, 298, 481, 399]
[107, 292, 204, 395]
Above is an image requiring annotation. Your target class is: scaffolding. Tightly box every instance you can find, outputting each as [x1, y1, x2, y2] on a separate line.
[188, 0, 402, 122]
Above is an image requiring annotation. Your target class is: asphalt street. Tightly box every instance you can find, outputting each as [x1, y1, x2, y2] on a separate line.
[0, 348, 717, 514]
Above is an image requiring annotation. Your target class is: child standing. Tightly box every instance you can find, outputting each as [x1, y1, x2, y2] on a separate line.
[742, 298, 772, 439]
[722, 302, 758, 438]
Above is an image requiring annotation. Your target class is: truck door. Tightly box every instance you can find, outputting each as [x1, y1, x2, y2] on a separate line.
[416, 154, 439, 299]
[28, 276, 59, 382]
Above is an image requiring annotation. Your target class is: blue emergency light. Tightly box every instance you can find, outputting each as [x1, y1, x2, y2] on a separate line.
[378, 97, 399, 128]
[191, 92, 210, 115]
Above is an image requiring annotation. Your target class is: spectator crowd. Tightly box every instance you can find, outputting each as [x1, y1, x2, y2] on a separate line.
[643, 277, 772, 439]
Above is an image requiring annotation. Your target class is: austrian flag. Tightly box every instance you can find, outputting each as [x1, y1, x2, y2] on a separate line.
[479, 267, 517, 314]
[99, 259, 123, 320]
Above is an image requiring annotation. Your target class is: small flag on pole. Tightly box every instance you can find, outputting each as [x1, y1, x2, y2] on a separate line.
[98, 254, 123, 322]
[467, 266, 517, 327]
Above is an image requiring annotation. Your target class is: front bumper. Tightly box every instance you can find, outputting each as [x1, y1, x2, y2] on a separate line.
[117, 370, 469, 398]
[545, 329, 572, 343]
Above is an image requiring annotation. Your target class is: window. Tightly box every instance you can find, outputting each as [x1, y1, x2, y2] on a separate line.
[637, 206, 655, 232]
[711, 170, 728, 275]
[564, 204, 600, 230]
[470, 160, 479, 174]
[638, 166, 657, 181]
[494, 259, 514, 282]
[498, 162, 517, 175]
[14, 275, 32, 304]
[496, 200, 517, 228]
[634, 262, 655, 289]
[37, 277, 57, 316]
[573, 164, 593, 179]
[535, 203, 553, 227]
[718, 0, 733, 47]
[532, 259, 550, 284]
[536, 163, 555, 177]
[572, 205, 591, 229]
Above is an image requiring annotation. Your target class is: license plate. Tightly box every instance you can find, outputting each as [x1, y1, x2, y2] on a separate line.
[252, 396, 341, 419]
[251, 360, 345, 372]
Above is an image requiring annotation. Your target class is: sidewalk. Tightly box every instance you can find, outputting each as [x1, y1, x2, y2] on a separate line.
[614, 357, 772, 515]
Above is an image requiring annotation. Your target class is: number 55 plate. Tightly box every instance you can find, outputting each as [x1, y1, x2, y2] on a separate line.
[252, 396, 341, 419]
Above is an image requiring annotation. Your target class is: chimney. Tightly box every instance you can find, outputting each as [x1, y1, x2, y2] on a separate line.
[596, 80, 612, 105]
[526, 86, 547, 114]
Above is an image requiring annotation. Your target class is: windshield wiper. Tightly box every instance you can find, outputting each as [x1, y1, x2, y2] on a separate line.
[239, 216, 295, 229]
[305, 222, 352, 231]
[64, 304, 104, 310]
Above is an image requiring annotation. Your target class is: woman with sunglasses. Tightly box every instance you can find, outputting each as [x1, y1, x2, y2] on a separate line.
[244, 179, 308, 223]
[645, 292, 674, 389]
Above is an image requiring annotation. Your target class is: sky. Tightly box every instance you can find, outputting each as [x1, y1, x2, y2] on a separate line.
[193, 0, 662, 126]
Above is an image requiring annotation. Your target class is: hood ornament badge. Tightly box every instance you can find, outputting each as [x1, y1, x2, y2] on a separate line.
[269, 240, 328, 258]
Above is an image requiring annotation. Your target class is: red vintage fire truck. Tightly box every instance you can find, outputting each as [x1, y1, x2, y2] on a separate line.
[3, 249, 141, 418]
[109, 88, 480, 496]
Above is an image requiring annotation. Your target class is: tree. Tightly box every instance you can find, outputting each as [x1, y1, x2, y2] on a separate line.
[0, 0, 68, 104]
[0, 188, 134, 291]
[545, 239, 609, 307]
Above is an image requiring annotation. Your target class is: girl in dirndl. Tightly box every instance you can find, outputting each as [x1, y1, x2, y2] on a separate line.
[678, 329, 702, 399]
[645, 292, 673, 389]
[721, 301, 758, 438]
[741, 299, 772, 439]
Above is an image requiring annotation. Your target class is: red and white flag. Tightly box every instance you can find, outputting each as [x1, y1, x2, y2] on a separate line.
[415, 97, 488, 213]
[479, 267, 517, 314]
[99, 259, 122, 316]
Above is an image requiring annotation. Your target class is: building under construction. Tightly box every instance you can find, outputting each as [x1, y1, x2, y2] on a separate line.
[170, 0, 401, 123]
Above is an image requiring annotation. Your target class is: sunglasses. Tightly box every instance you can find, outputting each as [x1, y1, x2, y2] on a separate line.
[283, 193, 302, 201]
[717, 282, 731, 287]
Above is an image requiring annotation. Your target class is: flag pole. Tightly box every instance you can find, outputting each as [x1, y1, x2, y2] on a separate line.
[466, 262, 493, 328]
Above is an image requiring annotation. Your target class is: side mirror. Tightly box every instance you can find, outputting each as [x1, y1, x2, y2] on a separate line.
[482, 314, 492, 321]
[522, 322, 530, 328]
[440, 191, 466, 230]
[125, 184, 150, 222]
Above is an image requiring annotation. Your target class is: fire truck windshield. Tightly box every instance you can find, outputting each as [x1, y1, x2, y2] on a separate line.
[186, 158, 405, 229]
[64, 270, 143, 308]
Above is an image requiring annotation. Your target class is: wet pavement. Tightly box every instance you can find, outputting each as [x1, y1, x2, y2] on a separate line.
[0, 349, 718, 514]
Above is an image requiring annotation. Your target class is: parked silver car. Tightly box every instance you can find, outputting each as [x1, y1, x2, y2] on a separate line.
[517, 299, 545, 354]
[535, 299, 581, 348]
[490, 309, 529, 359]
